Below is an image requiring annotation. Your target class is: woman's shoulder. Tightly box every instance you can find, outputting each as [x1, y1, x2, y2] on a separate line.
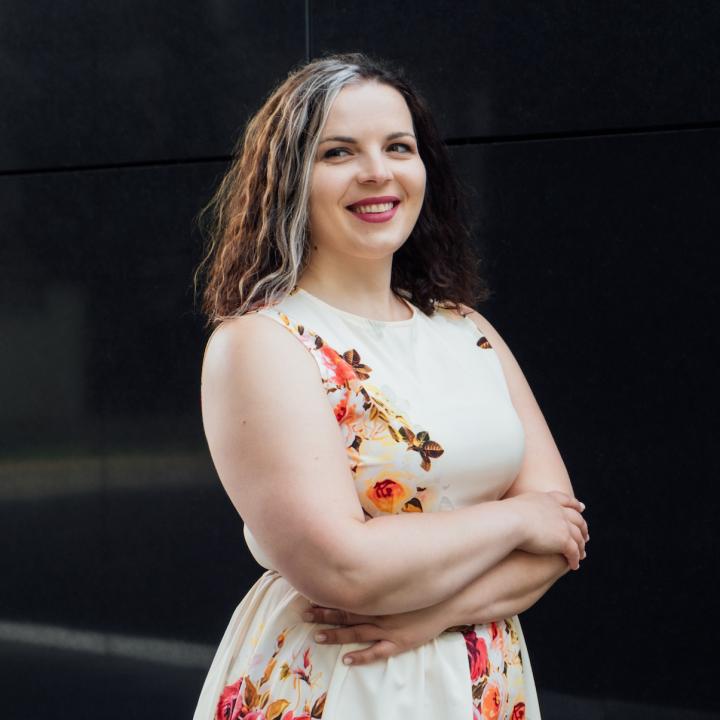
[434, 300, 501, 350]
[202, 309, 312, 376]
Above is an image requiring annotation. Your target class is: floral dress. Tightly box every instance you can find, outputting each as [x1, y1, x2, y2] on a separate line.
[193, 286, 541, 720]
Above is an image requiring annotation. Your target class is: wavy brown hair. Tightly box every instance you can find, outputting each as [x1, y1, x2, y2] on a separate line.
[193, 51, 490, 328]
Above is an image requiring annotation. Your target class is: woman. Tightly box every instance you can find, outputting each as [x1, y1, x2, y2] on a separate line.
[193, 52, 588, 720]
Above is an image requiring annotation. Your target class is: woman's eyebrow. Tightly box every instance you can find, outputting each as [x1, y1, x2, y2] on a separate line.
[318, 131, 416, 145]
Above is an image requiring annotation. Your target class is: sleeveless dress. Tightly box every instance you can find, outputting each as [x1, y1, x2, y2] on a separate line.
[193, 285, 541, 720]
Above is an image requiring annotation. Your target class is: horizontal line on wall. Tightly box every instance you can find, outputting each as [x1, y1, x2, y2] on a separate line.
[0, 451, 212, 502]
[445, 118, 720, 146]
[0, 154, 233, 178]
[2, 618, 717, 718]
[1, 118, 718, 178]
[0, 619, 215, 669]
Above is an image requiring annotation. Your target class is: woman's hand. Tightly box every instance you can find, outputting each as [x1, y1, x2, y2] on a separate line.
[300, 600, 449, 667]
[507, 491, 589, 570]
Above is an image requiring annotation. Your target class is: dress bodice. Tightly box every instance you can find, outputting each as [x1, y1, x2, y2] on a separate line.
[242, 286, 525, 570]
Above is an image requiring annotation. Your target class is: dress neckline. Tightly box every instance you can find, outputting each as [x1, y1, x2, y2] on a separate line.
[292, 286, 418, 327]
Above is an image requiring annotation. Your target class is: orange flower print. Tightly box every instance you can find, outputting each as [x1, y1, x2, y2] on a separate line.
[327, 386, 367, 447]
[258, 306, 447, 517]
[463, 630, 489, 681]
[368, 478, 410, 514]
[461, 619, 526, 719]
[319, 343, 359, 385]
[480, 679, 501, 720]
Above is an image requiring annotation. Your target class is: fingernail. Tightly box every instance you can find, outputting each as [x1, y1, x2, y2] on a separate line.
[343, 656, 353, 664]
[314, 632, 326, 642]
[302, 612, 314, 622]
[579, 502, 586, 511]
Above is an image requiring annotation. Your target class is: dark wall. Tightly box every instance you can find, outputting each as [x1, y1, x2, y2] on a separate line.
[2, 3, 718, 718]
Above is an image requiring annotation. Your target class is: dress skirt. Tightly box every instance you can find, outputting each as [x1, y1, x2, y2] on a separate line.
[193, 570, 541, 720]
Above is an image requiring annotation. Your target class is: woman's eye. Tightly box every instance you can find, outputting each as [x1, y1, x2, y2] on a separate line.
[323, 147, 351, 159]
[322, 143, 413, 160]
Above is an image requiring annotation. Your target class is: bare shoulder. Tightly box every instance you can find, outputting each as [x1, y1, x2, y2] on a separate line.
[201, 311, 318, 385]
[444, 302, 509, 355]
[198, 311, 367, 609]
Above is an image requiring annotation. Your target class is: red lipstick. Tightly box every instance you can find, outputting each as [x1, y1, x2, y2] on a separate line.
[345, 195, 401, 224]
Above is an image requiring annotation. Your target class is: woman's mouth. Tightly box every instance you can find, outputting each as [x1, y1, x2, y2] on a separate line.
[346, 200, 400, 224]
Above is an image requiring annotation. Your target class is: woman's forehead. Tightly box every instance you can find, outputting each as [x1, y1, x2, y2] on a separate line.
[322, 83, 413, 135]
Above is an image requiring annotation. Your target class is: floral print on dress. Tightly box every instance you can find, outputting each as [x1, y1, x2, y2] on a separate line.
[231, 302, 530, 720]
[442, 618, 527, 720]
[257, 305, 452, 518]
[216, 626, 327, 720]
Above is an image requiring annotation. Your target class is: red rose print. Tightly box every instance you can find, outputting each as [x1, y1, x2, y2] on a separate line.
[511, 702, 526, 719]
[216, 679, 244, 720]
[333, 393, 349, 422]
[463, 629, 489, 681]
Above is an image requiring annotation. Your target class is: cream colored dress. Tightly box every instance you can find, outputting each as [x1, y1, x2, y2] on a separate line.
[193, 286, 541, 720]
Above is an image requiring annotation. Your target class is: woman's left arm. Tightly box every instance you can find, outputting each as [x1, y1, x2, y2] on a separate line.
[303, 306, 589, 665]
[425, 304, 587, 627]
[440, 305, 589, 624]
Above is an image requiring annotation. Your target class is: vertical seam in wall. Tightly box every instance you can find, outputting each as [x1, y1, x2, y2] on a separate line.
[305, 0, 312, 61]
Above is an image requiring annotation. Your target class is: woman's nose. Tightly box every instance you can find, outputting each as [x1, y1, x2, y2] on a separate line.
[357, 151, 393, 183]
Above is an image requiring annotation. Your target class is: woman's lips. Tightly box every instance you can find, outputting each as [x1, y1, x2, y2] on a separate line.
[346, 202, 400, 224]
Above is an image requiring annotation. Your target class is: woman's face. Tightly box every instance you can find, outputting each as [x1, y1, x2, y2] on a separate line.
[308, 80, 426, 261]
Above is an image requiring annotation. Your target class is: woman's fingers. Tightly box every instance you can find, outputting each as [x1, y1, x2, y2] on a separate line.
[342, 639, 398, 666]
[563, 506, 590, 541]
[311, 622, 379, 645]
[548, 490, 586, 515]
[564, 537, 580, 570]
[301, 608, 400, 666]
[302, 606, 370, 627]
[563, 507, 589, 542]
[562, 520, 586, 569]
[311, 625, 398, 667]
[569, 522, 586, 560]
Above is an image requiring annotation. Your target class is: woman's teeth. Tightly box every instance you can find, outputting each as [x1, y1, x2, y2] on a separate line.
[351, 202, 395, 214]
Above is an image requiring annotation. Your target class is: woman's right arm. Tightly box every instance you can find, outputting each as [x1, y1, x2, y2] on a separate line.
[201, 315, 577, 616]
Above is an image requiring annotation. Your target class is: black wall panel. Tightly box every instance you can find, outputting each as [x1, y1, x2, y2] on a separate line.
[0, 1, 305, 170]
[450, 127, 720, 707]
[313, 2, 720, 139]
[2, 2, 719, 718]
[0, 162, 268, 639]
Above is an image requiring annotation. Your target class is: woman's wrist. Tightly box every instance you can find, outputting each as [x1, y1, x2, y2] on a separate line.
[435, 550, 570, 631]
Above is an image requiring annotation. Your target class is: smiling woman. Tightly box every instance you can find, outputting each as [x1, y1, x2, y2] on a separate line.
[305, 80, 427, 290]
[191, 52, 587, 720]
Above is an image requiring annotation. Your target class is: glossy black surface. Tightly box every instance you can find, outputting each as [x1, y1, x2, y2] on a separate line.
[312, 1, 720, 139]
[449, 128, 720, 707]
[2, 2, 719, 718]
[0, 1, 305, 171]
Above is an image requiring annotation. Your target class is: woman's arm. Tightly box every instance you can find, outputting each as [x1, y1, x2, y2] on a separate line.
[432, 304, 588, 626]
[301, 551, 573, 667]
[441, 550, 570, 629]
[350, 307, 588, 615]
[203, 313, 585, 617]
